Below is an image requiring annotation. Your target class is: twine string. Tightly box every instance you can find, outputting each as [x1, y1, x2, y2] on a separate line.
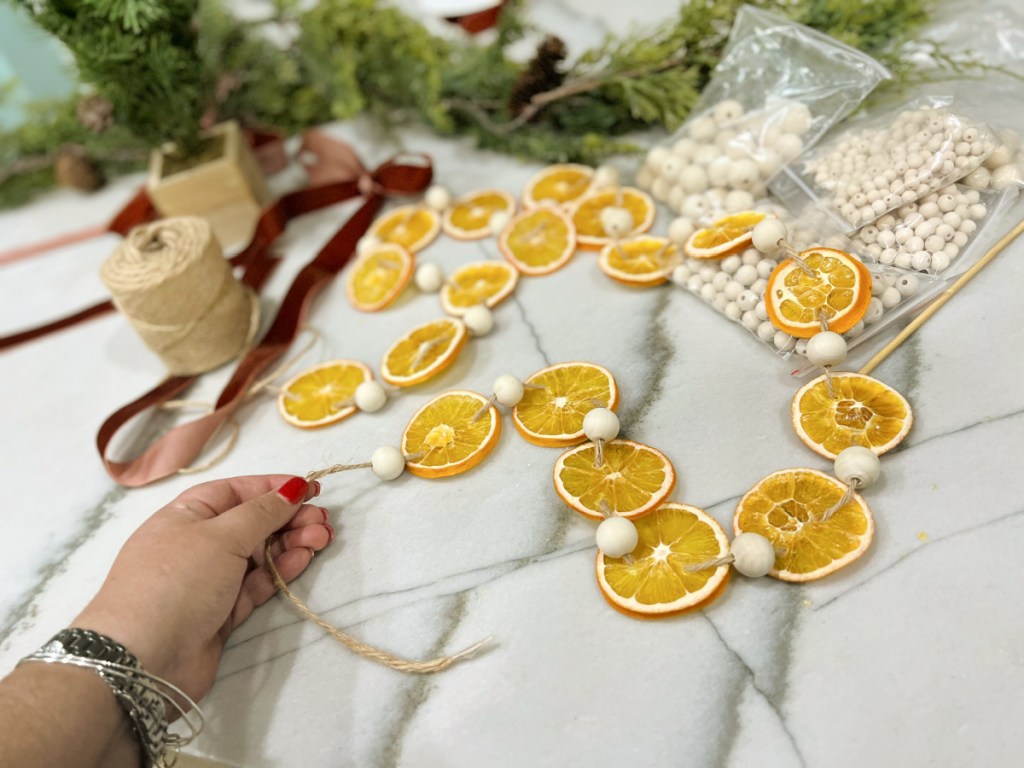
[263, 541, 491, 674]
[780, 241, 816, 277]
[822, 477, 860, 521]
[472, 394, 497, 422]
[593, 438, 605, 468]
[160, 399, 241, 476]
[817, 309, 838, 399]
[684, 553, 735, 573]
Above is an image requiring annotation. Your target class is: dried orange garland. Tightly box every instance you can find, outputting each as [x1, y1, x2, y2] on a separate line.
[266, 163, 915, 658]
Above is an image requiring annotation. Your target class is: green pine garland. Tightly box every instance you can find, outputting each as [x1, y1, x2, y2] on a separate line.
[0, 0, 984, 208]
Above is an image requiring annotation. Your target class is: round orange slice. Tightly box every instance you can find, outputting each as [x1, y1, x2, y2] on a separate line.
[598, 236, 680, 286]
[765, 247, 872, 337]
[439, 261, 518, 316]
[368, 205, 440, 254]
[442, 189, 516, 240]
[380, 317, 468, 388]
[553, 439, 676, 521]
[498, 207, 576, 276]
[345, 243, 414, 312]
[522, 164, 594, 210]
[734, 468, 875, 582]
[401, 390, 501, 478]
[277, 360, 373, 428]
[571, 187, 655, 250]
[597, 502, 731, 618]
[683, 211, 766, 260]
[792, 372, 913, 459]
[512, 362, 619, 447]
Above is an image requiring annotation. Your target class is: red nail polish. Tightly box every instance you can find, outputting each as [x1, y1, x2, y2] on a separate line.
[277, 477, 308, 504]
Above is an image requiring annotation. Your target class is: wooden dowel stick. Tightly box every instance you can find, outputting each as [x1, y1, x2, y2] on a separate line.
[858, 217, 1024, 376]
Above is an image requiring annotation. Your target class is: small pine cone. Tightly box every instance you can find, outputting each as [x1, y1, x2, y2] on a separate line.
[509, 35, 568, 118]
[55, 145, 105, 191]
[76, 94, 115, 133]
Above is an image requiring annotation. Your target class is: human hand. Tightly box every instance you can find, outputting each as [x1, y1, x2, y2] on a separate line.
[73, 475, 332, 706]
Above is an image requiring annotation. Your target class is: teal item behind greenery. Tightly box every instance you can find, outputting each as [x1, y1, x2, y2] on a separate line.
[0, 4, 75, 129]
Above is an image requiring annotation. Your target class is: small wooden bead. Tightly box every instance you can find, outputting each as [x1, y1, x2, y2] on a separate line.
[583, 408, 620, 442]
[896, 274, 920, 296]
[415, 262, 444, 293]
[806, 331, 847, 367]
[834, 446, 881, 489]
[668, 217, 696, 246]
[357, 234, 382, 255]
[721, 254, 742, 274]
[756, 259, 776, 279]
[424, 185, 451, 211]
[741, 310, 760, 332]
[711, 272, 730, 291]
[864, 297, 884, 324]
[730, 532, 775, 577]
[773, 330, 796, 352]
[881, 286, 902, 309]
[681, 194, 710, 220]
[679, 165, 709, 193]
[752, 218, 788, 253]
[724, 280, 745, 300]
[734, 265, 758, 287]
[463, 305, 494, 336]
[371, 446, 406, 481]
[700, 283, 716, 302]
[930, 252, 951, 272]
[489, 211, 511, 236]
[689, 116, 717, 141]
[596, 517, 639, 558]
[355, 380, 388, 413]
[493, 375, 525, 407]
[593, 165, 619, 188]
[754, 300, 769, 321]
[725, 302, 742, 321]
[756, 321, 776, 342]
[601, 207, 635, 238]
[671, 265, 692, 286]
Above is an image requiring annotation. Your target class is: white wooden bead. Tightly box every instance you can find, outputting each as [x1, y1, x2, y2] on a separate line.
[488, 210, 511, 236]
[937, 194, 957, 213]
[864, 297, 884, 324]
[711, 272, 730, 291]
[878, 249, 896, 266]
[667, 185, 685, 213]
[756, 321, 776, 342]
[668, 217, 696, 245]
[357, 234, 382, 255]
[727, 159, 760, 190]
[969, 203, 987, 219]
[651, 177, 670, 200]
[712, 99, 745, 124]
[751, 218, 788, 253]
[755, 301, 769, 321]
[741, 248, 761, 266]
[698, 265, 717, 282]
[960, 220, 977, 235]
[730, 532, 775, 577]
[681, 194, 710, 220]
[910, 251, 932, 271]
[775, 133, 804, 160]
[424, 185, 451, 211]
[881, 286, 902, 309]
[646, 146, 671, 171]
[736, 290, 759, 312]
[596, 517, 639, 558]
[930, 252, 950, 272]
[952, 231, 969, 247]
[724, 280, 745, 300]
[756, 259, 776, 279]
[725, 301, 742, 321]
[991, 163, 1024, 187]
[700, 283, 716, 302]
[721, 254, 742, 274]
[834, 446, 881, 489]
[943, 243, 959, 258]
[893, 252, 913, 269]
[935, 223, 955, 241]
[794, 338, 809, 356]
[672, 138, 697, 158]
[415, 262, 444, 293]
[583, 408, 620, 442]
[463, 305, 494, 336]
[694, 145, 721, 166]
[493, 375, 525, 407]
[635, 166, 654, 189]
[660, 155, 684, 179]
[773, 330, 796, 352]
[905, 236, 924, 252]
[671, 265, 692, 286]
[781, 104, 812, 135]
[806, 331, 847, 367]
[679, 165, 709, 193]
[735, 265, 758, 287]
[725, 189, 755, 212]
[689, 116, 717, 141]
[371, 446, 406, 481]
[741, 310, 761, 332]
[896, 274, 920, 296]
[713, 293, 730, 312]
[941, 211, 962, 229]
[751, 278, 768, 293]
[355, 381, 388, 413]
[601, 206, 635, 238]
[924, 235, 945, 253]
[593, 165, 619, 188]
[846, 320, 865, 338]
[685, 275, 703, 292]
[914, 219, 937, 239]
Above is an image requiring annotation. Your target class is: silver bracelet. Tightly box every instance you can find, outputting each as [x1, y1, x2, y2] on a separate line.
[19, 628, 205, 767]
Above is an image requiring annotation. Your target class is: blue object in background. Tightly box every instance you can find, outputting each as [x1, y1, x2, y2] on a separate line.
[0, 4, 76, 128]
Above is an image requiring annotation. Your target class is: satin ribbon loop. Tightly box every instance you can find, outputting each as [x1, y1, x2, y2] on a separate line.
[372, 152, 434, 197]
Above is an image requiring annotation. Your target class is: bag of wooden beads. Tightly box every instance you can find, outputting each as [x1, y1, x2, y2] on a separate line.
[636, 5, 888, 226]
[769, 95, 999, 234]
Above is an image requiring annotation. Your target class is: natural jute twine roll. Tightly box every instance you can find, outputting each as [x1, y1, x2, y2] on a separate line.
[100, 217, 258, 375]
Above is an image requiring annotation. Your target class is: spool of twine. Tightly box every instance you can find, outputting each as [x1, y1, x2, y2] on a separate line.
[100, 217, 258, 375]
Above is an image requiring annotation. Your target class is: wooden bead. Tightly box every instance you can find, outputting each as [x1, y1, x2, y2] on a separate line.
[730, 532, 775, 577]
[415, 262, 444, 293]
[355, 381, 388, 413]
[463, 305, 494, 336]
[493, 375, 524, 407]
[596, 517, 639, 558]
[371, 446, 406, 481]
[583, 408, 620, 442]
[424, 185, 451, 211]
[834, 446, 881, 488]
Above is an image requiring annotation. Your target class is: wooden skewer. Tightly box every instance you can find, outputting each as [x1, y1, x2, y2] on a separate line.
[858, 217, 1024, 376]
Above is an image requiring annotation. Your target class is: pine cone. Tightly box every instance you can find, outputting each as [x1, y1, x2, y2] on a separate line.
[55, 145, 105, 191]
[509, 35, 568, 118]
[76, 94, 115, 133]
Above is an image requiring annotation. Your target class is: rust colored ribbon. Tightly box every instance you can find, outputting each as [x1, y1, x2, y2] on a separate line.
[98, 151, 433, 487]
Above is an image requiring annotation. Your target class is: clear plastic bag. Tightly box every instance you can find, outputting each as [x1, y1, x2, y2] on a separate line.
[770, 96, 998, 233]
[848, 182, 1019, 274]
[635, 5, 889, 226]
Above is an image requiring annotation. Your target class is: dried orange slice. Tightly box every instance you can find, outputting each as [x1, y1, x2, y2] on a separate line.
[512, 362, 619, 447]
[598, 236, 680, 286]
[792, 372, 913, 459]
[734, 468, 874, 582]
[439, 261, 518, 316]
[345, 243, 413, 312]
[277, 360, 373, 428]
[572, 187, 655, 250]
[401, 390, 501, 478]
[766, 247, 872, 337]
[553, 439, 676, 520]
[442, 189, 516, 240]
[683, 211, 766, 259]
[597, 502, 731, 617]
[380, 317, 467, 388]
[522, 164, 594, 210]
[498, 207, 576, 276]
[368, 205, 440, 253]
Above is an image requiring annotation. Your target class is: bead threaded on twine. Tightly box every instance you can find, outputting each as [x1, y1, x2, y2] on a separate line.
[100, 217, 259, 375]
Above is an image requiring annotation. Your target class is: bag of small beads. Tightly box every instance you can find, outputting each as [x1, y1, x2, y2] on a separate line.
[635, 4, 889, 226]
[769, 95, 999, 234]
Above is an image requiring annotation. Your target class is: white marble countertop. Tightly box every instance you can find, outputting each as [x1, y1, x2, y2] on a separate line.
[2, 2, 1024, 766]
